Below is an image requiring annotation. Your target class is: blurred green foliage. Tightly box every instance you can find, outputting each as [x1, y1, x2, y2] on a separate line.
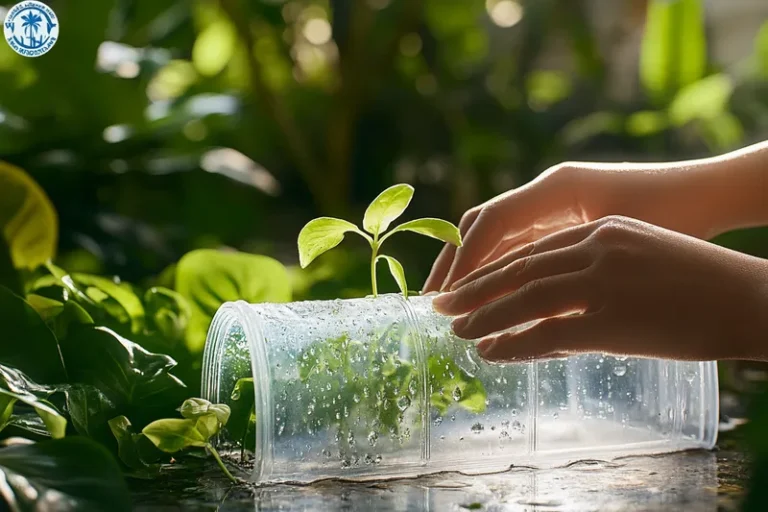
[0, 0, 766, 290]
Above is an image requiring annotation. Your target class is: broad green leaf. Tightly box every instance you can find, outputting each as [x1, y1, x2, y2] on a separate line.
[363, 184, 414, 236]
[227, 378, 255, 444]
[176, 250, 292, 352]
[385, 218, 462, 246]
[25, 294, 64, 322]
[376, 255, 408, 298]
[108, 416, 161, 473]
[668, 74, 733, 126]
[640, 0, 706, 105]
[179, 398, 230, 425]
[0, 364, 67, 439]
[61, 385, 116, 443]
[49, 301, 94, 341]
[0, 437, 130, 511]
[699, 111, 744, 152]
[73, 274, 145, 333]
[144, 287, 191, 342]
[60, 326, 187, 425]
[32, 402, 67, 439]
[0, 286, 67, 384]
[194, 413, 220, 439]
[142, 418, 207, 453]
[297, 218, 363, 269]
[0, 162, 58, 270]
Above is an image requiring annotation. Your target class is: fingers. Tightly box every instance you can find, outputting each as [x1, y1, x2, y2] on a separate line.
[423, 209, 481, 293]
[451, 271, 590, 340]
[434, 245, 591, 316]
[450, 222, 596, 291]
[475, 315, 594, 362]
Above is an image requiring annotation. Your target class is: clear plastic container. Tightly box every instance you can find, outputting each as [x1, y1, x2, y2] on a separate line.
[201, 294, 718, 484]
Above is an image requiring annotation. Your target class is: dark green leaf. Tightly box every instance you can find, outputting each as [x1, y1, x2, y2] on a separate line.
[0, 236, 20, 296]
[0, 286, 67, 383]
[227, 378, 254, 444]
[0, 437, 130, 511]
[108, 416, 161, 473]
[142, 418, 207, 452]
[73, 274, 145, 333]
[62, 385, 116, 442]
[144, 287, 191, 342]
[176, 250, 292, 352]
[60, 326, 186, 421]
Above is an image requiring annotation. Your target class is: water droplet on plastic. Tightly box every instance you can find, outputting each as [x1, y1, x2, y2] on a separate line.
[452, 386, 462, 401]
[348, 432, 355, 447]
[501, 419, 510, 428]
[471, 423, 484, 434]
[434, 416, 443, 427]
[552, 412, 559, 419]
[397, 395, 411, 411]
[353, 394, 361, 403]
[613, 365, 627, 377]
[511, 420, 522, 431]
[368, 431, 378, 447]
[375, 454, 382, 463]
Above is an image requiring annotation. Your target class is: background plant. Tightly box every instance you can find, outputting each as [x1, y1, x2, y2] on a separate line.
[0, 0, 767, 508]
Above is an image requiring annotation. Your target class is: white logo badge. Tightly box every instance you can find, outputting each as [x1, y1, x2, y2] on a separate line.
[4, 1, 58, 57]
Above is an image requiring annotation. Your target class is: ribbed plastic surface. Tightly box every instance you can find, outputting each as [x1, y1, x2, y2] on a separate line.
[202, 294, 718, 484]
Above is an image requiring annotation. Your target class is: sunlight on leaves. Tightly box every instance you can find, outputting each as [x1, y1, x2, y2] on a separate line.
[376, 255, 408, 298]
[298, 218, 365, 268]
[363, 184, 414, 237]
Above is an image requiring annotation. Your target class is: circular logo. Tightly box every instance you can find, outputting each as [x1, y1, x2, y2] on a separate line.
[3, 1, 58, 57]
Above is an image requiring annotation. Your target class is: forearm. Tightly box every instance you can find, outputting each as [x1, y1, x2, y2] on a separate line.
[694, 140, 768, 238]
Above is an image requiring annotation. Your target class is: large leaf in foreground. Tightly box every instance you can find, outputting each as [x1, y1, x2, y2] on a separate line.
[176, 250, 292, 353]
[0, 437, 130, 511]
[0, 286, 67, 384]
[60, 326, 186, 423]
[0, 364, 66, 439]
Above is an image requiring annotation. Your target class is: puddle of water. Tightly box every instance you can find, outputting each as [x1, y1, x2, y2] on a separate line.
[131, 450, 746, 511]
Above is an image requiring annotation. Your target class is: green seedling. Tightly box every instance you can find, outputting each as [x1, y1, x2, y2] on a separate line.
[141, 398, 237, 483]
[298, 184, 462, 297]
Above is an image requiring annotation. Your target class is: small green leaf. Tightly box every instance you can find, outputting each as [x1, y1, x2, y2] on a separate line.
[144, 287, 191, 342]
[385, 218, 462, 246]
[176, 250, 292, 352]
[0, 395, 16, 431]
[227, 378, 255, 444]
[74, 274, 145, 333]
[363, 184, 414, 236]
[179, 398, 230, 425]
[34, 402, 67, 439]
[62, 385, 116, 443]
[376, 255, 408, 298]
[297, 218, 364, 268]
[194, 413, 220, 440]
[25, 294, 65, 322]
[142, 418, 207, 453]
[0, 162, 58, 270]
[757, 21, 768, 78]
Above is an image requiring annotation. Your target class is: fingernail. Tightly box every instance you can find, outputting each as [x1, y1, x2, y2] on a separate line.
[451, 315, 467, 333]
[432, 292, 454, 313]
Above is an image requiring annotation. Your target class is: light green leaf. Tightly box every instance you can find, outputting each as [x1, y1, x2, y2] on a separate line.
[757, 20, 768, 78]
[73, 274, 145, 333]
[668, 74, 733, 126]
[0, 395, 15, 432]
[428, 356, 487, 415]
[376, 255, 408, 298]
[0, 162, 58, 270]
[363, 184, 414, 236]
[179, 398, 230, 425]
[194, 413, 220, 440]
[33, 401, 67, 439]
[640, 0, 706, 104]
[385, 218, 462, 246]
[297, 218, 364, 269]
[193, 18, 236, 77]
[25, 294, 64, 322]
[142, 418, 207, 453]
[176, 249, 292, 353]
[626, 110, 669, 137]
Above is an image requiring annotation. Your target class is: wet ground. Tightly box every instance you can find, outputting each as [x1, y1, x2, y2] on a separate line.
[131, 441, 750, 511]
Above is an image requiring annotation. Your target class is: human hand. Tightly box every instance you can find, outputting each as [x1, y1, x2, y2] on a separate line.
[432, 216, 768, 362]
[423, 161, 728, 293]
